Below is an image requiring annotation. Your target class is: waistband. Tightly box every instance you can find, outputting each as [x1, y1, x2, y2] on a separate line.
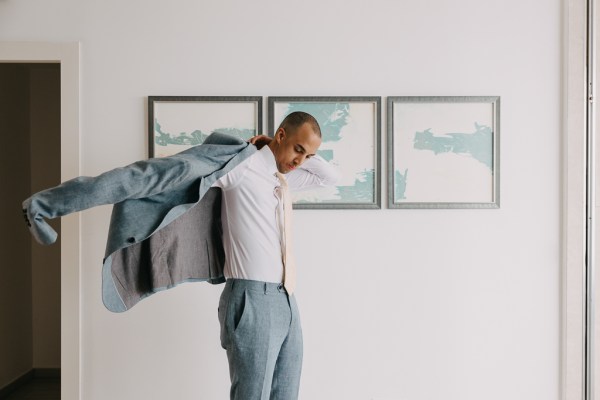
[225, 278, 288, 295]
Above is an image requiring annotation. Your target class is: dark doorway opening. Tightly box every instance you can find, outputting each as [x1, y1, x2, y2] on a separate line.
[0, 63, 61, 399]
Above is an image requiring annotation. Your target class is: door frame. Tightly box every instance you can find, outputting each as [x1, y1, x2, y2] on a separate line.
[0, 41, 81, 400]
[562, 0, 592, 398]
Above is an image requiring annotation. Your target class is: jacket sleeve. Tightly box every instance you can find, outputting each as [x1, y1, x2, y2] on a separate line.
[22, 155, 198, 245]
[23, 132, 250, 246]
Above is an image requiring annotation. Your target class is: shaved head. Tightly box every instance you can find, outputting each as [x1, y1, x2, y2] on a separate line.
[277, 111, 321, 138]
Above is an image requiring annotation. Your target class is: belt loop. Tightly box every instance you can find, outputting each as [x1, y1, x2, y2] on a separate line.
[264, 282, 268, 295]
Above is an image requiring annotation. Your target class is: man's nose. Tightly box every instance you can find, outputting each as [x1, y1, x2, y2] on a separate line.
[295, 155, 307, 166]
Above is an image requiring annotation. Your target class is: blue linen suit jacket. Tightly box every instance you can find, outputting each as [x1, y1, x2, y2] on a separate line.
[22, 132, 257, 313]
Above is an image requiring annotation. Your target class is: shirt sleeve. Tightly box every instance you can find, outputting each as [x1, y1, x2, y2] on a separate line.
[212, 156, 250, 191]
[286, 155, 340, 192]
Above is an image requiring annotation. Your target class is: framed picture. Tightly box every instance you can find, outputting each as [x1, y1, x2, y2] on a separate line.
[268, 96, 381, 209]
[387, 96, 500, 208]
[148, 96, 262, 157]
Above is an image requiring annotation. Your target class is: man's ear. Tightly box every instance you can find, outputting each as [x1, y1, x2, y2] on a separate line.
[275, 128, 286, 143]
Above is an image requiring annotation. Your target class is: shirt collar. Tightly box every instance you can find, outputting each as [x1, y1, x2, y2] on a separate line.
[257, 145, 279, 176]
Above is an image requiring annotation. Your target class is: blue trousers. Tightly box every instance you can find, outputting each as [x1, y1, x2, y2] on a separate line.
[218, 279, 303, 400]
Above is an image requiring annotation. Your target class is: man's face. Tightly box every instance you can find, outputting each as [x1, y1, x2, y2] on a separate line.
[273, 123, 322, 174]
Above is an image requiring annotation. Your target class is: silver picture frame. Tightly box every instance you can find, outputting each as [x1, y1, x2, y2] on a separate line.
[268, 96, 382, 209]
[148, 96, 262, 158]
[387, 96, 500, 209]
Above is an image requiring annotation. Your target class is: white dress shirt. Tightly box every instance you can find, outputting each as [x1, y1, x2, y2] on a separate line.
[212, 145, 338, 283]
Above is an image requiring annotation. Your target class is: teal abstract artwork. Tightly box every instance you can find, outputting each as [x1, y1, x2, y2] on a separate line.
[390, 98, 498, 207]
[150, 99, 260, 158]
[272, 99, 379, 207]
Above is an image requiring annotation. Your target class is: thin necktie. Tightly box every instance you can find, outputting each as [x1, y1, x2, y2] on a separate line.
[276, 172, 297, 294]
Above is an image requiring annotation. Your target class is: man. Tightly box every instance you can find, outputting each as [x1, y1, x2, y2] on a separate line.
[213, 112, 338, 399]
[22, 111, 338, 399]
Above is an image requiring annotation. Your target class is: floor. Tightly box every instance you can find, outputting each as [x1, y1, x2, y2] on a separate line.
[2, 378, 60, 400]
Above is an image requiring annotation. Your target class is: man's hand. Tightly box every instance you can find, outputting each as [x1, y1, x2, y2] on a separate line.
[248, 135, 272, 150]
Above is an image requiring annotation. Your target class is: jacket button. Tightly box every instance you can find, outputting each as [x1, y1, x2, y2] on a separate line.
[127, 237, 136, 243]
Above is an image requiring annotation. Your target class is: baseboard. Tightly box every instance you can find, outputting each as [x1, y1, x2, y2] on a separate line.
[0, 370, 34, 399]
[0, 368, 60, 398]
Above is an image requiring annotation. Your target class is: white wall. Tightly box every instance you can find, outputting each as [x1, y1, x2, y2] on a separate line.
[0, 1, 561, 399]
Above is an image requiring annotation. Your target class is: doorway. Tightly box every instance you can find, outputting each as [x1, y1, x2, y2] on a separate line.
[0, 63, 61, 398]
[0, 42, 80, 400]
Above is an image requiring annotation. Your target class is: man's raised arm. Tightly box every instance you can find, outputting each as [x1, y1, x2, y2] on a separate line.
[285, 155, 339, 191]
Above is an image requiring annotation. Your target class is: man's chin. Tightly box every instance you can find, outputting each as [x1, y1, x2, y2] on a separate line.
[277, 164, 293, 174]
